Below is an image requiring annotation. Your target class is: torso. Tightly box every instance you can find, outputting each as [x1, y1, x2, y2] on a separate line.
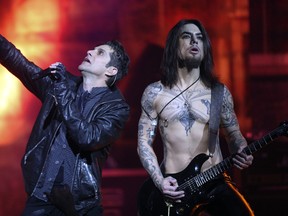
[153, 81, 223, 174]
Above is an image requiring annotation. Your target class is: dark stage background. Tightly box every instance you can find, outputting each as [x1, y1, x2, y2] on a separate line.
[0, 0, 288, 215]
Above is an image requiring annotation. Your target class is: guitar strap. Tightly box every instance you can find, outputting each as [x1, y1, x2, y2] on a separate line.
[208, 83, 224, 155]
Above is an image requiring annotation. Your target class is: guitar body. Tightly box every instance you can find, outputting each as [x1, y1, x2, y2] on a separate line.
[137, 121, 288, 216]
[138, 121, 288, 216]
[137, 154, 213, 216]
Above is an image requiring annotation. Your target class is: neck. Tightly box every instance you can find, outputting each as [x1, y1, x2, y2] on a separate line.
[177, 67, 200, 88]
[82, 76, 107, 92]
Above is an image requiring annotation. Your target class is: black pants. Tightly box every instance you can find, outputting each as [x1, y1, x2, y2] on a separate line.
[21, 196, 103, 216]
[192, 174, 254, 216]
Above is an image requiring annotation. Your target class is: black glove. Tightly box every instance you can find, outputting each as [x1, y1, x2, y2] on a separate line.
[52, 63, 66, 82]
[52, 62, 71, 105]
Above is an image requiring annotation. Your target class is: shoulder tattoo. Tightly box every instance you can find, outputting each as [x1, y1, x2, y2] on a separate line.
[221, 87, 238, 128]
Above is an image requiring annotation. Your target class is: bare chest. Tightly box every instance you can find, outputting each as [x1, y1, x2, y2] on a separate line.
[155, 87, 211, 129]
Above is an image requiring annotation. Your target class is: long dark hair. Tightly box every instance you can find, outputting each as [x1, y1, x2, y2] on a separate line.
[161, 19, 219, 88]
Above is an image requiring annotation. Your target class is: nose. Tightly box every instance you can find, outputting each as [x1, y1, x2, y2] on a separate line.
[190, 35, 198, 45]
[87, 50, 92, 56]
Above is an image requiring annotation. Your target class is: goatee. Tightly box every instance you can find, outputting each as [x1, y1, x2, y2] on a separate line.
[178, 57, 201, 71]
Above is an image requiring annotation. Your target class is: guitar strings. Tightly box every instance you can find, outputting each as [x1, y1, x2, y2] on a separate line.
[178, 124, 284, 191]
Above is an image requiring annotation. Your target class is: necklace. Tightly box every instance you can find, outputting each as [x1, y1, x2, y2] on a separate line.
[160, 77, 200, 128]
[175, 77, 200, 108]
[142, 77, 200, 130]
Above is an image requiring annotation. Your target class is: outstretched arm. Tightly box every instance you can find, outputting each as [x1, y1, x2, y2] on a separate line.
[0, 34, 54, 100]
[220, 86, 253, 169]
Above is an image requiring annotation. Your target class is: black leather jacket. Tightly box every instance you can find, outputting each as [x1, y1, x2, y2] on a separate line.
[0, 35, 130, 214]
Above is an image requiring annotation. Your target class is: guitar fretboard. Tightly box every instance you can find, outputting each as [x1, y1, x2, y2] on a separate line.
[178, 122, 288, 192]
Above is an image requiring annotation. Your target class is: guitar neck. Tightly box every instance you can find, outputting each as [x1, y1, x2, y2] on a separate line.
[191, 123, 287, 188]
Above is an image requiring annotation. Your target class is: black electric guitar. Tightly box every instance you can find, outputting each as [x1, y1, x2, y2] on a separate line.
[137, 121, 288, 216]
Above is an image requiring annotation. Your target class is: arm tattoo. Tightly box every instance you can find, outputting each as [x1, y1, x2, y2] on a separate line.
[141, 82, 162, 118]
[137, 83, 163, 188]
[221, 87, 238, 128]
[220, 87, 247, 152]
[138, 136, 162, 187]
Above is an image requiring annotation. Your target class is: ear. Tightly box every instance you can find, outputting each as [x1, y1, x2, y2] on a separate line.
[105, 66, 118, 77]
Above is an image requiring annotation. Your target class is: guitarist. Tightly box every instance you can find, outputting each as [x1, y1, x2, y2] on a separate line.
[137, 19, 254, 216]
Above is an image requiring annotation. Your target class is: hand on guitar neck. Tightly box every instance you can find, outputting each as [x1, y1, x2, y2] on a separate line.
[232, 148, 253, 170]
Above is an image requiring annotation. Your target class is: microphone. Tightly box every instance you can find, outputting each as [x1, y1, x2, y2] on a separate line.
[32, 68, 60, 80]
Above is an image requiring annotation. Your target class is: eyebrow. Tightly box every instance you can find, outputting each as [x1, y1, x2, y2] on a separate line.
[180, 31, 202, 36]
[95, 47, 107, 54]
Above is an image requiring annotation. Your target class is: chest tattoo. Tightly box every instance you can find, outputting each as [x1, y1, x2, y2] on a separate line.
[178, 105, 197, 135]
[201, 99, 210, 114]
[158, 86, 210, 134]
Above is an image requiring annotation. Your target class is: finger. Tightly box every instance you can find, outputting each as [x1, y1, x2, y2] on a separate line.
[162, 185, 185, 195]
[239, 152, 253, 162]
[165, 191, 185, 200]
[49, 64, 58, 72]
[233, 158, 250, 169]
[162, 177, 178, 190]
[235, 153, 249, 163]
[235, 153, 253, 165]
[247, 155, 253, 163]
[56, 63, 65, 71]
[166, 176, 178, 184]
[168, 176, 177, 182]
[232, 161, 244, 170]
[163, 184, 177, 192]
[50, 62, 62, 68]
[50, 63, 59, 67]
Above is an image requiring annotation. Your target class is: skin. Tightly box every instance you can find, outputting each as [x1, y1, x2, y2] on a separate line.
[137, 24, 253, 202]
[50, 44, 118, 91]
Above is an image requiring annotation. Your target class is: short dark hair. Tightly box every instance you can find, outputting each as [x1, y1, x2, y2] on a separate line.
[105, 40, 130, 87]
[161, 19, 218, 88]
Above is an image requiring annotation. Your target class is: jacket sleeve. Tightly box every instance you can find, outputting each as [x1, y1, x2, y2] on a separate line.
[54, 80, 130, 152]
[0, 34, 53, 101]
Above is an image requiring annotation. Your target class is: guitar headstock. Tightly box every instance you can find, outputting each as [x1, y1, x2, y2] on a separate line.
[279, 121, 288, 137]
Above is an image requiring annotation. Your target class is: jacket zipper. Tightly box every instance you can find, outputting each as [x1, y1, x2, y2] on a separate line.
[30, 122, 62, 196]
[23, 136, 46, 164]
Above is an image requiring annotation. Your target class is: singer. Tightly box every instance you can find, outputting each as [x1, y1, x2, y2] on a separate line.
[0, 34, 130, 216]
